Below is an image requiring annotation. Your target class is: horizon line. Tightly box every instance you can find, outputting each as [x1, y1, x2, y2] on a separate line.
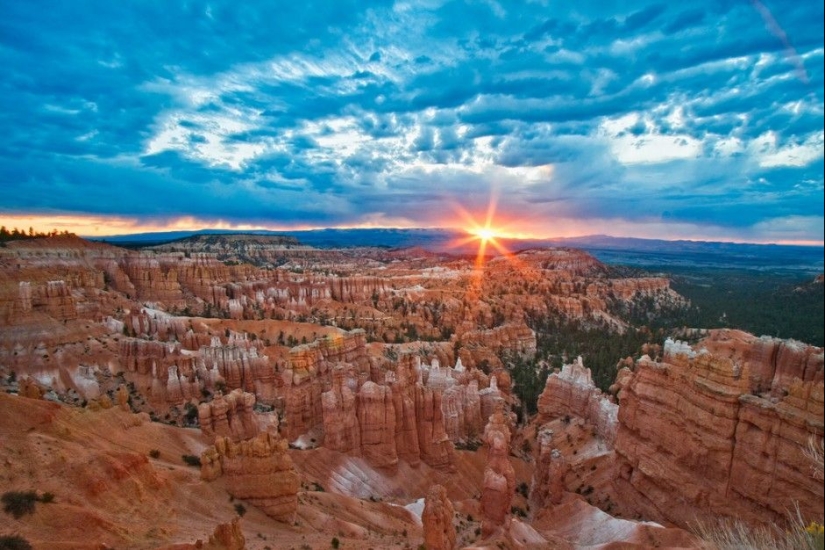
[79, 226, 825, 248]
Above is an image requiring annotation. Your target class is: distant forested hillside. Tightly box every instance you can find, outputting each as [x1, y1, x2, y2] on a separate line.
[669, 268, 824, 347]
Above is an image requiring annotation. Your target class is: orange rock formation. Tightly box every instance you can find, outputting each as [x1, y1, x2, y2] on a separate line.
[201, 432, 300, 522]
[614, 330, 824, 528]
[481, 404, 516, 536]
[422, 484, 457, 550]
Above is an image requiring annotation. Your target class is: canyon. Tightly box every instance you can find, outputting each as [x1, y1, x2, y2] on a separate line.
[0, 234, 821, 549]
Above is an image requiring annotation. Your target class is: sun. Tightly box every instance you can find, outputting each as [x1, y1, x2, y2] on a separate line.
[474, 227, 497, 243]
[444, 192, 525, 271]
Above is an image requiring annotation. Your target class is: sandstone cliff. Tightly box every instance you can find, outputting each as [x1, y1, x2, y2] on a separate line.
[422, 484, 457, 550]
[614, 330, 824, 528]
[536, 357, 619, 447]
[357, 381, 398, 468]
[201, 433, 300, 521]
[481, 404, 516, 537]
[530, 426, 569, 508]
[198, 389, 259, 443]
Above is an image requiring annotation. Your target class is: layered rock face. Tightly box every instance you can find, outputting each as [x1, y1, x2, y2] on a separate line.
[357, 381, 398, 467]
[510, 248, 607, 276]
[614, 330, 824, 528]
[118, 333, 278, 405]
[284, 330, 370, 440]
[414, 384, 456, 470]
[329, 276, 387, 302]
[442, 380, 483, 442]
[197, 335, 271, 395]
[536, 357, 618, 447]
[198, 389, 259, 443]
[286, 345, 479, 471]
[389, 354, 423, 465]
[530, 427, 569, 508]
[119, 255, 186, 307]
[459, 322, 537, 369]
[422, 484, 457, 550]
[321, 365, 360, 452]
[696, 328, 823, 395]
[201, 433, 300, 521]
[481, 405, 516, 536]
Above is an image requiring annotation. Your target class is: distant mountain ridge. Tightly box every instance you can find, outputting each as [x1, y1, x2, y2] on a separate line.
[89, 228, 824, 271]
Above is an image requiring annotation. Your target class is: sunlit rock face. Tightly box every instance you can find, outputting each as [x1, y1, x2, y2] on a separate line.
[283, 330, 370, 441]
[321, 365, 361, 453]
[389, 353, 422, 466]
[200, 432, 300, 522]
[614, 329, 824, 528]
[530, 427, 569, 508]
[422, 484, 457, 550]
[414, 384, 456, 471]
[458, 322, 537, 370]
[481, 404, 516, 537]
[536, 357, 618, 447]
[198, 388, 259, 443]
[357, 381, 398, 468]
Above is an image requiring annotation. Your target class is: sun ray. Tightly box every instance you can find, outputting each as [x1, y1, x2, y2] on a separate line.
[440, 194, 530, 276]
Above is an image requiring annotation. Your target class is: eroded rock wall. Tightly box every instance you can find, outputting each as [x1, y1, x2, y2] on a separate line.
[536, 357, 618, 447]
[613, 331, 824, 528]
[200, 433, 300, 521]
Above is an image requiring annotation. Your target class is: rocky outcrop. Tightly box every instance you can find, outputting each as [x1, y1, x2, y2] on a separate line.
[119, 255, 185, 307]
[479, 375, 504, 428]
[415, 385, 456, 471]
[605, 277, 674, 300]
[197, 336, 271, 394]
[512, 248, 607, 276]
[389, 354, 422, 466]
[329, 276, 387, 302]
[283, 330, 370, 440]
[321, 365, 360, 453]
[123, 310, 191, 342]
[530, 427, 569, 508]
[459, 322, 537, 364]
[442, 380, 483, 442]
[422, 484, 456, 550]
[614, 331, 824, 529]
[119, 339, 200, 403]
[154, 518, 246, 550]
[358, 381, 398, 468]
[198, 389, 259, 443]
[695, 329, 823, 396]
[536, 357, 618, 447]
[201, 433, 300, 521]
[481, 404, 516, 536]
[26, 280, 78, 321]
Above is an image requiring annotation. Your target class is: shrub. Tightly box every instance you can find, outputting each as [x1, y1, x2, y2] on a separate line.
[182, 454, 202, 467]
[38, 492, 55, 504]
[149, 449, 161, 459]
[234, 503, 246, 517]
[0, 535, 33, 550]
[510, 505, 527, 518]
[331, 537, 340, 549]
[1, 491, 37, 519]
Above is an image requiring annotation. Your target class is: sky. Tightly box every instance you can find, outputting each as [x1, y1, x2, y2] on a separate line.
[0, 0, 823, 244]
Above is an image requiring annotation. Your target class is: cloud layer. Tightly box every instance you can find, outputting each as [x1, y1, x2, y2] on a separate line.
[1, 0, 822, 242]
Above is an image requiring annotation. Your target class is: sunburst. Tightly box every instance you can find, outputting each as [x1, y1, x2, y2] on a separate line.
[447, 194, 515, 270]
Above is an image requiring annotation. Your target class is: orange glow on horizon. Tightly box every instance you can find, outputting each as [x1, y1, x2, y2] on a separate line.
[0, 213, 821, 247]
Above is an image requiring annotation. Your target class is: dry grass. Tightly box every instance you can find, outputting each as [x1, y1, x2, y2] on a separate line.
[803, 436, 824, 481]
[694, 507, 824, 550]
